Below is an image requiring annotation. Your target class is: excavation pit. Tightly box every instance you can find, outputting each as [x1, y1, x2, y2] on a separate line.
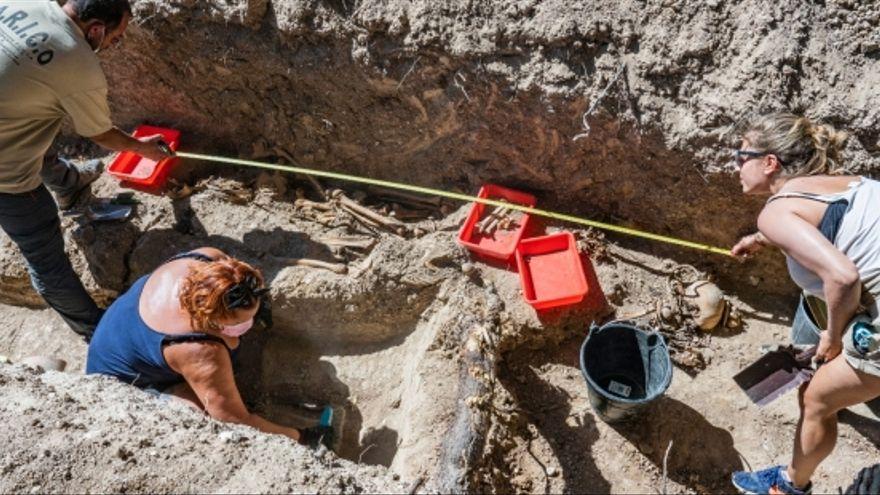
[3, 0, 880, 490]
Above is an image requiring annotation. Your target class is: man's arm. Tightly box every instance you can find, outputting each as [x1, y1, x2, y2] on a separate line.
[89, 127, 173, 162]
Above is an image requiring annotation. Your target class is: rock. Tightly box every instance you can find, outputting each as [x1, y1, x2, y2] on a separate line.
[547, 466, 559, 477]
[20, 356, 67, 373]
[218, 431, 247, 444]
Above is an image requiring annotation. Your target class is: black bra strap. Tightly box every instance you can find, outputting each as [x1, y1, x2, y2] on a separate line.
[162, 333, 232, 351]
[165, 251, 215, 264]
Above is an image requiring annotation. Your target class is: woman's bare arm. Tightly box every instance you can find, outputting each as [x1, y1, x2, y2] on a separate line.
[757, 203, 861, 360]
[164, 341, 301, 442]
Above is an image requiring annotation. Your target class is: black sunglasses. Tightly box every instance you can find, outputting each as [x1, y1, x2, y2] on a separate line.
[224, 275, 269, 310]
[732, 149, 769, 167]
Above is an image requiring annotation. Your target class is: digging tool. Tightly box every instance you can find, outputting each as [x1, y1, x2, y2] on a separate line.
[733, 345, 816, 406]
[291, 402, 345, 452]
[86, 202, 134, 222]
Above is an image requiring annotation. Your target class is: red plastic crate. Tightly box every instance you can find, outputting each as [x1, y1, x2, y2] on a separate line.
[457, 184, 537, 261]
[107, 125, 181, 189]
[516, 231, 589, 310]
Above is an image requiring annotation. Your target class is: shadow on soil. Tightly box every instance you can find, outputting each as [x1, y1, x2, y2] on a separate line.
[610, 396, 744, 492]
[500, 345, 611, 494]
[501, 335, 745, 493]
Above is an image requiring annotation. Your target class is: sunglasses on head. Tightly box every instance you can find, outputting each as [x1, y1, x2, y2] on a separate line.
[223, 275, 269, 310]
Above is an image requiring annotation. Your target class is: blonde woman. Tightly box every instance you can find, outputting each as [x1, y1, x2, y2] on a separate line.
[729, 113, 880, 494]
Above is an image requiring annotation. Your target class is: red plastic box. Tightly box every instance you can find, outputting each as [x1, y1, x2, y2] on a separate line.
[107, 125, 181, 189]
[457, 184, 537, 261]
[516, 231, 589, 310]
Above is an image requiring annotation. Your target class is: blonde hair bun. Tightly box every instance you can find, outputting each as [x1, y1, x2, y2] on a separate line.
[742, 113, 848, 176]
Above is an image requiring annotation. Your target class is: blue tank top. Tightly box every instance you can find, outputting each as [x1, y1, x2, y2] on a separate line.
[86, 256, 238, 389]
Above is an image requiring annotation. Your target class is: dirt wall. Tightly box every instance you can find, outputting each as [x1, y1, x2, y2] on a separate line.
[93, 0, 880, 298]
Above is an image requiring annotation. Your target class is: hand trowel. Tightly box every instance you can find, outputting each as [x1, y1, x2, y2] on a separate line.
[733, 345, 816, 406]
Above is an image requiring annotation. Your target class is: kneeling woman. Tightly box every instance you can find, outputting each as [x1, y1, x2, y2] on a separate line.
[87, 248, 303, 442]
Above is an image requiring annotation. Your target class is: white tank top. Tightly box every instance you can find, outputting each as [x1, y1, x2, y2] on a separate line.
[769, 178, 880, 316]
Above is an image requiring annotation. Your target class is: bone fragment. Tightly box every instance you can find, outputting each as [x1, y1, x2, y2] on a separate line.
[342, 207, 382, 229]
[316, 236, 376, 250]
[391, 203, 430, 221]
[480, 206, 511, 234]
[475, 200, 511, 234]
[329, 189, 408, 235]
[278, 256, 348, 274]
[294, 198, 334, 211]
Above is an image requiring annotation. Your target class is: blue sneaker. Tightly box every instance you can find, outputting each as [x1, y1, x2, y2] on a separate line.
[732, 465, 812, 494]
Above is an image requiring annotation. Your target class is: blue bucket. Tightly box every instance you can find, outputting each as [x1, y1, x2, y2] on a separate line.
[579, 321, 673, 423]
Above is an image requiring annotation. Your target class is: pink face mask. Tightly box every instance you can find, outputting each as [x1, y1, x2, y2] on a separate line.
[220, 318, 253, 337]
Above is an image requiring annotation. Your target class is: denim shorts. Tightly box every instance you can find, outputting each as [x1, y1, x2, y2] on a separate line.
[792, 294, 880, 377]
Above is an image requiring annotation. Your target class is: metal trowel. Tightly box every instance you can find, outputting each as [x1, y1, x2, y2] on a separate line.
[87, 202, 133, 222]
[270, 401, 345, 452]
[734, 345, 816, 406]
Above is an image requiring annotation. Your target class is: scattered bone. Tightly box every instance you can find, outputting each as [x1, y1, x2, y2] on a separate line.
[316, 236, 376, 250]
[316, 212, 339, 225]
[330, 189, 408, 236]
[294, 198, 334, 212]
[165, 178, 197, 200]
[275, 256, 348, 274]
[390, 203, 430, 221]
[349, 253, 374, 278]
[341, 206, 382, 229]
[478, 206, 512, 234]
[200, 179, 253, 205]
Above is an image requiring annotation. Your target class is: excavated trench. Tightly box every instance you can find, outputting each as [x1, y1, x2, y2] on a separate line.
[4, 0, 880, 493]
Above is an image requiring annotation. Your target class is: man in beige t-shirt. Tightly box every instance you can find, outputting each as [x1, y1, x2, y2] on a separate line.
[0, 0, 172, 338]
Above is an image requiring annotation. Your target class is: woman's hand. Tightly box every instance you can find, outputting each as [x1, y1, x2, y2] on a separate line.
[815, 331, 843, 364]
[731, 232, 767, 259]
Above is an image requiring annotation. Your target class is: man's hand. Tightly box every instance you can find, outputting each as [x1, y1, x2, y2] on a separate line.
[89, 128, 176, 162]
[815, 331, 843, 364]
[135, 134, 175, 162]
[731, 232, 767, 259]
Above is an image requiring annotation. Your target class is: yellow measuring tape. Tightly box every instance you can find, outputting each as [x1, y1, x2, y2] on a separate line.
[177, 151, 733, 257]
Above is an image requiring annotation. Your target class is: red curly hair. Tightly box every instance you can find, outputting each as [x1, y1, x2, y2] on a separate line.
[178, 256, 265, 332]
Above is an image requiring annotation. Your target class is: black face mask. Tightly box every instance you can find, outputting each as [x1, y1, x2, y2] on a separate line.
[223, 275, 269, 310]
